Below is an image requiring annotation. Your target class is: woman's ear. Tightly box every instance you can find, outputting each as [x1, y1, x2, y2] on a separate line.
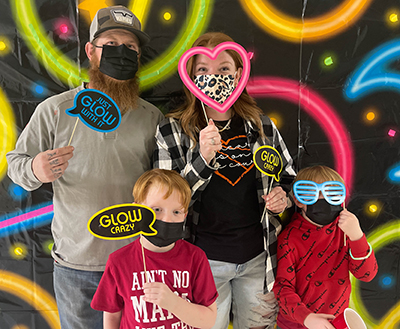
[234, 67, 243, 87]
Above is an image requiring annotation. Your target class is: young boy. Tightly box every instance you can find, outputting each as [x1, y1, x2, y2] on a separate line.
[273, 165, 378, 329]
[91, 169, 218, 329]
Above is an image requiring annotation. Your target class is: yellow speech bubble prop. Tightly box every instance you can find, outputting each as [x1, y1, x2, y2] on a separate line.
[253, 145, 283, 181]
[88, 203, 157, 240]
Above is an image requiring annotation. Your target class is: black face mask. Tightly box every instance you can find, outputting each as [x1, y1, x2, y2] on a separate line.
[305, 199, 343, 226]
[99, 44, 139, 80]
[145, 220, 184, 248]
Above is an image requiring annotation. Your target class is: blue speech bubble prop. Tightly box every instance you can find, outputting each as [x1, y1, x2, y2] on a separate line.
[66, 89, 121, 132]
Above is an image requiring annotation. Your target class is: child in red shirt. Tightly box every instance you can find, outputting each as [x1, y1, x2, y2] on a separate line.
[273, 165, 377, 329]
[91, 169, 218, 329]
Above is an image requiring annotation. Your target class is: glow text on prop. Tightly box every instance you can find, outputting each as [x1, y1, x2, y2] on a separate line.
[66, 89, 121, 133]
[88, 204, 157, 240]
[253, 145, 283, 181]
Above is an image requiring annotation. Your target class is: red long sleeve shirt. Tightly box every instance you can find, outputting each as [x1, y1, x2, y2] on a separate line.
[272, 212, 378, 329]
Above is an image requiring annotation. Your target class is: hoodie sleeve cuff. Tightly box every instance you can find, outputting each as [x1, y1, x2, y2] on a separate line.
[294, 304, 313, 326]
[348, 234, 370, 258]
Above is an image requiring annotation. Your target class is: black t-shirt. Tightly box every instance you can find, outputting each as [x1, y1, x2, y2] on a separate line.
[195, 115, 264, 264]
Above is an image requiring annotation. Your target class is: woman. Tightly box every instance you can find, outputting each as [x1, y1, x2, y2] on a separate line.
[153, 32, 296, 329]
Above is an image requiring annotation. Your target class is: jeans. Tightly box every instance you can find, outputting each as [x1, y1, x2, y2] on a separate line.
[209, 251, 278, 329]
[53, 262, 104, 329]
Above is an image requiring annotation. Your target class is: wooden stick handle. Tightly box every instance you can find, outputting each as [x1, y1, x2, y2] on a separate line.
[343, 201, 346, 246]
[68, 118, 79, 146]
[140, 236, 148, 284]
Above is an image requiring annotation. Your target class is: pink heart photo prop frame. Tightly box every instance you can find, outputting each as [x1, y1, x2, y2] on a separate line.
[178, 42, 251, 113]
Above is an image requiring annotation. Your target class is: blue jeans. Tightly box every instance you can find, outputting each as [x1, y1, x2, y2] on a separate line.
[209, 251, 278, 329]
[53, 262, 104, 329]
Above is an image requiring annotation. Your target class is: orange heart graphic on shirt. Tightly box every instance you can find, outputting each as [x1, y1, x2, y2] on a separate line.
[215, 135, 254, 186]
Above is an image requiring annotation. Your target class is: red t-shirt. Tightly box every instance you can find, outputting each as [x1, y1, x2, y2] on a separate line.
[273, 212, 378, 329]
[91, 239, 218, 329]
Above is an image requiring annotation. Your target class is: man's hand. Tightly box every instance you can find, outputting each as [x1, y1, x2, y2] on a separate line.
[32, 146, 74, 183]
[304, 313, 335, 329]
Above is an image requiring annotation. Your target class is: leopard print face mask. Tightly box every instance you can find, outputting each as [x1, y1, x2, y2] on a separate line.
[194, 73, 236, 105]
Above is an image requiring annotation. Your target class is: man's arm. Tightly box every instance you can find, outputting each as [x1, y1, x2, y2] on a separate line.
[6, 93, 73, 191]
[6, 99, 66, 190]
[31, 146, 74, 183]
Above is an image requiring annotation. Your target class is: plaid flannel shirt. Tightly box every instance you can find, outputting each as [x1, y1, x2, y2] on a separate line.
[153, 115, 296, 292]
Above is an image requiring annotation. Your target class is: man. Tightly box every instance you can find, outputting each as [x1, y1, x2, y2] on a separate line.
[6, 6, 164, 329]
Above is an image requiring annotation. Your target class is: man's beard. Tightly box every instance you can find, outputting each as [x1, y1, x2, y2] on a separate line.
[88, 56, 139, 115]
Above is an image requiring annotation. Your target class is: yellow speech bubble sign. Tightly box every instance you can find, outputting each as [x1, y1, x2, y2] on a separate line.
[253, 145, 283, 181]
[88, 203, 157, 240]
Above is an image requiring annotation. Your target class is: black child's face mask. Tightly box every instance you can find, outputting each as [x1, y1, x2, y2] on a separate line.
[144, 219, 184, 248]
[99, 44, 139, 80]
[305, 199, 343, 226]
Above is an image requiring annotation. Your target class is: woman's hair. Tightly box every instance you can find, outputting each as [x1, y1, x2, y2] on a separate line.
[167, 32, 265, 143]
[133, 169, 191, 211]
[294, 165, 345, 185]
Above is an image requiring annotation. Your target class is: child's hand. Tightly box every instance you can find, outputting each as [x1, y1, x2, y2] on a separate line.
[143, 282, 178, 310]
[304, 313, 335, 329]
[262, 186, 287, 213]
[338, 209, 363, 241]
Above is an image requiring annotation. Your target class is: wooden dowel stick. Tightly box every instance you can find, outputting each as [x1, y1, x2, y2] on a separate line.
[68, 118, 79, 146]
[140, 236, 148, 284]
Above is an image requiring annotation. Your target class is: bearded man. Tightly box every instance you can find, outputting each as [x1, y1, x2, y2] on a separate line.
[6, 6, 163, 329]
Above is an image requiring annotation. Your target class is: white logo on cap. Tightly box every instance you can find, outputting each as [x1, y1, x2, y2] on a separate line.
[111, 9, 134, 26]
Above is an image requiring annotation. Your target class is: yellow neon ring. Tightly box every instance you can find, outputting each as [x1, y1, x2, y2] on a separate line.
[0, 270, 60, 328]
[128, 0, 150, 27]
[0, 88, 16, 181]
[12, 0, 212, 90]
[239, 0, 373, 42]
[138, 0, 212, 89]
[350, 220, 400, 328]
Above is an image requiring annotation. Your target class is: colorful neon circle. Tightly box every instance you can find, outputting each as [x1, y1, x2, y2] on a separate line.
[139, 0, 212, 90]
[345, 38, 400, 100]
[247, 77, 354, 195]
[0, 87, 16, 181]
[0, 270, 60, 328]
[11, 0, 212, 90]
[350, 220, 400, 328]
[239, 0, 373, 42]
